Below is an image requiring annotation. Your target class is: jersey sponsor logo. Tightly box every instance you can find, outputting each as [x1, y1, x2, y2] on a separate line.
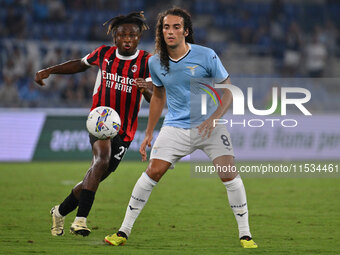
[186, 65, 199, 75]
[102, 70, 135, 93]
[161, 72, 167, 77]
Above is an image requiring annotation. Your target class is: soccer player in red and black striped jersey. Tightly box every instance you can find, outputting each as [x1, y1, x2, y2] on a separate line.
[35, 12, 152, 237]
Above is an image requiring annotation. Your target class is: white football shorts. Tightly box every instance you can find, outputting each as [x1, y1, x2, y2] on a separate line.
[150, 125, 234, 165]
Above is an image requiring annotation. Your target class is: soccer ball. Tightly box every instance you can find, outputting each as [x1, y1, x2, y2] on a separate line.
[86, 106, 121, 140]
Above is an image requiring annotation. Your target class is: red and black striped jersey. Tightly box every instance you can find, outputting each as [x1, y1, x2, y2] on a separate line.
[82, 45, 151, 142]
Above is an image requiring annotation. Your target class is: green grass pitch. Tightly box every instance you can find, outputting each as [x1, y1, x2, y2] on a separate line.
[0, 161, 339, 255]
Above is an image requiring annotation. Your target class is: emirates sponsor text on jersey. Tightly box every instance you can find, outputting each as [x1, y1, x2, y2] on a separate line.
[102, 70, 135, 93]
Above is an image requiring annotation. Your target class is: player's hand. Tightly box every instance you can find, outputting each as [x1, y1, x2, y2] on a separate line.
[135, 78, 152, 93]
[139, 133, 153, 162]
[34, 69, 50, 86]
[197, 116, 215, 138]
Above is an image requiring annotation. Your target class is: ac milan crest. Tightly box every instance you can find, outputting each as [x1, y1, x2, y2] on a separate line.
[131, 64, 138, 73]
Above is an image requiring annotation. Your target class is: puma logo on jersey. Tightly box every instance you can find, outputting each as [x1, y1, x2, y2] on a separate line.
[186, 65, 198, 75]
[105, 59, 113, 64]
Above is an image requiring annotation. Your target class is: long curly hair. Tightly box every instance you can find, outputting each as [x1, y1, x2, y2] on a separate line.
[155, 8, 194, 72]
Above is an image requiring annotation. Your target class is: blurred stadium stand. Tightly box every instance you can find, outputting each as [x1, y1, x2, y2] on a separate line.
[0, 0, 339, 111]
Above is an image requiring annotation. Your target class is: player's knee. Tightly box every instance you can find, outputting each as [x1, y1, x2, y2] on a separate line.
[72, 182, 83, 198]
[94, 153, 110, 172]
[146, 162, 168, 182]
[145, 168, 162, 181]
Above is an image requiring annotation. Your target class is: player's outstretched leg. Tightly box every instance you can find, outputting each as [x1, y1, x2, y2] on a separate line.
[104, 172, 157, 245]
[70, 139, 111, 236]
[223, 175, 258, 248]
[215, 156, 258, 248]
[105, 159, 170, 246]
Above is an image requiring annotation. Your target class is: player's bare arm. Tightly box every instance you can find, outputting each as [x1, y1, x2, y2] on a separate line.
[139, 85, 166, 161]
[135, 78, 153, 103]
[34, 59, 89, 86]
[198, 77, 233, 138]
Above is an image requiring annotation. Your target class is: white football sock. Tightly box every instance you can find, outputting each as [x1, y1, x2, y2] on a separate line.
[223, 175, 251, 238]
[119, 172, 157, 237]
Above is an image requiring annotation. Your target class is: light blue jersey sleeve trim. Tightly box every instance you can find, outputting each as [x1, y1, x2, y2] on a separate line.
[215, 74, 230, 84]
[153, 82, 164, 87]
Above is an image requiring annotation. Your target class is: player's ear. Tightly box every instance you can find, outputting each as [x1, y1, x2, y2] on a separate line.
[184, 28, 189, 37]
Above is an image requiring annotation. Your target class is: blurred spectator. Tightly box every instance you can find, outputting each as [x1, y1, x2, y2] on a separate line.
[238, 11, 255, 45]
[61, 77, 81, 107]
[283, 22, 302, 76]
[39, 76, 64, 107]
[270, 19, 285, 71]
[0, 75, 20, 107]
[305, 31, 328, 77]
[32, 0, 49, 21]
[89, 24, 109, 42]
[4, 6, 26, 38]
[3, 50, 27, 81]
[19, 80, 41, 107]
[70, 49, 83, 60]
[253, 23, 271, 55]
[269, 0, 284, 21]
[319, 20, 338, 56]
[48, 1, 67, 21]
[0, 0, 339, 109]
[43, 47, 65, 67]
[78, 74, 94, 102]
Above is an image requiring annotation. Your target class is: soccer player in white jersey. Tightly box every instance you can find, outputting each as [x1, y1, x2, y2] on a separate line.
[105, 7, 257, 248]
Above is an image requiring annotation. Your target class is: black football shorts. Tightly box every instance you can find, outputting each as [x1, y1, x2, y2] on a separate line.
[89, 134, 131, 172]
